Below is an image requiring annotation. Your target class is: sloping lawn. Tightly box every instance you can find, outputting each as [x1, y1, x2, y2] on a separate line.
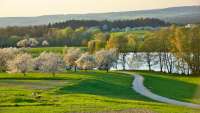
[0, 71, 199, 113]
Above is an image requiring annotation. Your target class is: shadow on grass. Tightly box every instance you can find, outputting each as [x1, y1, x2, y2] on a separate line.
[56, 71, 152, 102]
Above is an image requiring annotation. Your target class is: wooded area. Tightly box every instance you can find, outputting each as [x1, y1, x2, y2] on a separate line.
[0, 18, 169, 47]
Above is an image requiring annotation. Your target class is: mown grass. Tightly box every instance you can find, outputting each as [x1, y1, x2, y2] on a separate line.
[135, 71, 200, 104]
[131, 30, 150, 37]
[112, 30, 149, 39]
[0, 71, 199, 113]
[22, 47, 87, 56]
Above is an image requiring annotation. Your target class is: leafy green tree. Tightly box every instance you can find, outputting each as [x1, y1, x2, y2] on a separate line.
[107, 33, 136, 70]
[171, 26, 200, 75]
[88, 40, 105, 54]
[140, 34, 158, 71]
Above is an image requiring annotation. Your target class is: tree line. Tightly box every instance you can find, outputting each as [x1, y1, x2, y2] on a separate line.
[100, 25, 200, 76]
[51, 18, 170, 30]
[0, 23, 199, 75]
[85, 25, 200, 75]
[0, 48, 118, 76]
[0, 26, 93, 47]
[0, 18, 169, 47]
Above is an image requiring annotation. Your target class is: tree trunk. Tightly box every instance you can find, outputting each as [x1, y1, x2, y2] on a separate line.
[106, 68, 109, 72]
[146, 53, 151, 71]
[52, 72, 55, 77]
[158, 52, 163, 72]
[122, 53, 126, 71]
[74, 66, 77, 72]
[148, 61, 151, 71]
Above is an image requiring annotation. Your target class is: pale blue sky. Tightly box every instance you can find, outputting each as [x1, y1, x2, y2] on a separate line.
[0, 0, 199, 17]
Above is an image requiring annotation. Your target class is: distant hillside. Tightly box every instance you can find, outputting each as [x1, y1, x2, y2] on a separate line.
[0, 5, 200, 27]
[51, 18, 170, 29]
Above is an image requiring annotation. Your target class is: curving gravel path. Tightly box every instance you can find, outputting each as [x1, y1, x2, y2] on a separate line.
[132, 74, 200, 108]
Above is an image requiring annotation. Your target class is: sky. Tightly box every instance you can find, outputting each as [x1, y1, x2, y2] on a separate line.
[0, 0, 200, 17]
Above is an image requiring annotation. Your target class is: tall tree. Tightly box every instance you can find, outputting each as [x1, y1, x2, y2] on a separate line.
[7, 53, 33, 76]
[95, 49, 118, 72]
[106, 33, 129, 70]
[171, 26, 200, 75]
[63, 48, 82, 72]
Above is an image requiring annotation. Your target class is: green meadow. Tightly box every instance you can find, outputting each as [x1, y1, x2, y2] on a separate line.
[22, 47, 87, 56]
[0, 71, 199, 113]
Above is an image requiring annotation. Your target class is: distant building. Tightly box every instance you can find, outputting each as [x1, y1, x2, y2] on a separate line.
[185, 24, 196, 28]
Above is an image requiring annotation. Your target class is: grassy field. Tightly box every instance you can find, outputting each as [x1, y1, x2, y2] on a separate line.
[131, 29, 150, 38]
[135, 71, 200, 104]
[112, 30, 149, 39]
[22, 47, 87, 56]
[0, 71, 199, 113]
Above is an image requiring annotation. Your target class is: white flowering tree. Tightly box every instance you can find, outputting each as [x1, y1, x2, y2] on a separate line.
[42, 40, 49, 46]
[7, 53, 33, 76]
[63, 48, 82, 72]
[17, 39, 29, 47]
[33, 56, 44, 71]
[0, 48, 19, 72]
[76, 53, 96, 70]
[29, 38, 39, 47]
[37, 52, 63, 76]
[17, 38, 38, 47]
[95, 49, 118, 72]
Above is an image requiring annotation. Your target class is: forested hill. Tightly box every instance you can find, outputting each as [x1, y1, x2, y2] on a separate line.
[0, 5, 200, 27]
[0, 18, 169, 39]
[50, 18, 170, 29]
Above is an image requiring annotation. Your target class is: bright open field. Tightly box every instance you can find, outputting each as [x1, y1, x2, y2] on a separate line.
[0, 71, 199, 113]
[22, 47, 87, 56]
[112, 30, 149, 38]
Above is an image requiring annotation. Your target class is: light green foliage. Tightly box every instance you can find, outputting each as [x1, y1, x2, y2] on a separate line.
[171, 26, 200, 75]
[87, 32, 108, 53]
[88, 40, 105, 54]
[107, 32, 140, 53]
[107, 33, 129, 53]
